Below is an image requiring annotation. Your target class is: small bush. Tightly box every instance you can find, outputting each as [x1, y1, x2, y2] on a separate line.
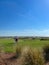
[32, 48, 45, 65]
[43, 45, 49, 62]
[20, 47, 45, 65]
[21, 47, 33, 65]
[15, 46, 21, 58]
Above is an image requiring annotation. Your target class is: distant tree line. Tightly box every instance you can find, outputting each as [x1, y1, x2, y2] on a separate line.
[40, 38, 49, 41]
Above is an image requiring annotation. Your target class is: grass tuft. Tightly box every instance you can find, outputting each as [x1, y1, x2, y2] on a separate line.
[17, 46, 45, 65]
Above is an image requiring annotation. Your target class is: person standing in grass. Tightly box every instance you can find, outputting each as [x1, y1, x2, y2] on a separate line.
[14, 36, 18, 44]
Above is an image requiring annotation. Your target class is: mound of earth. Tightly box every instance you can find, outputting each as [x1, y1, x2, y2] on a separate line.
[0, 53, 16, 65]
[0, 53, 16, 59]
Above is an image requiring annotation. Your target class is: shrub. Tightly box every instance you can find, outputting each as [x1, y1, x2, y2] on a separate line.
[32, 48, 45, 65]
[20, 47, 45, 65]
[43, 45, 49, 62]
[15, 46, 21, 58]
[21, 47, 34, 65]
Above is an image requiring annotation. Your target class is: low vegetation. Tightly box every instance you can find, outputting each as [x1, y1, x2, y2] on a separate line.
[0, 37, 49, 65]
[0, 46, 45, 65]
[0, 37, 49, 52]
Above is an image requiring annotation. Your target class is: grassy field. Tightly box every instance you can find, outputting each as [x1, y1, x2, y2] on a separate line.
[0, 38, 49, 52]
[0, 38, 49, 65]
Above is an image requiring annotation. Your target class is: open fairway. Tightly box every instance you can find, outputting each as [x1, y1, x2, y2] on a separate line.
[0, 38, 49, 52]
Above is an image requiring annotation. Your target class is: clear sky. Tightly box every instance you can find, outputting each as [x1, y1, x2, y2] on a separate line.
[0, 0, 49, 36]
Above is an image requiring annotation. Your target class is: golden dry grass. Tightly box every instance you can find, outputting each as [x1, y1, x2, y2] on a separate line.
[15, 46, 45, 65]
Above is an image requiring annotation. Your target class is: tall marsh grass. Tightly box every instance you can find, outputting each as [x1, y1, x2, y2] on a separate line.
[15, 46, 45, 65]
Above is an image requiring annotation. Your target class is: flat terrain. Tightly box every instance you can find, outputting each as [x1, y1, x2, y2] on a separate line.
[0, 37, 49, 65]
[0, 38, 49, 52]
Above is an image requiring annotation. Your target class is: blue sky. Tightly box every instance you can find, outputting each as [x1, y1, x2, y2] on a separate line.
[0, 0, 49, 36]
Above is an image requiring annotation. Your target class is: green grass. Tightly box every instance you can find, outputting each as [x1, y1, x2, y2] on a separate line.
[17, 39, 49, 48]
[0, 38, 49, 52]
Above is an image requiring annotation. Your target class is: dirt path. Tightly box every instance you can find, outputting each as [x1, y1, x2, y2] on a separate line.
[0, 53, 24, 65]
[0, 53, 16, 65]
[46, 62, 49, 65]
